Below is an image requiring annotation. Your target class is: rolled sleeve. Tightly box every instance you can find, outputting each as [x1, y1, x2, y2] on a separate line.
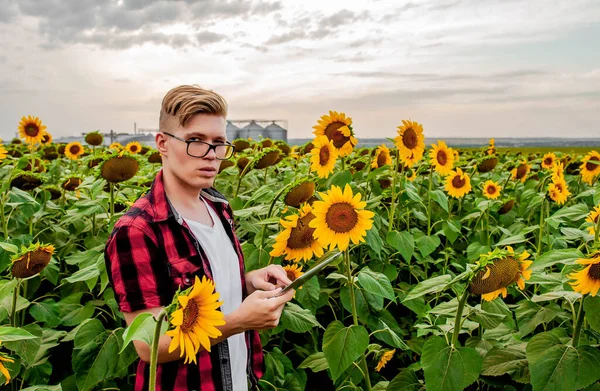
[104, 223, 165, 313]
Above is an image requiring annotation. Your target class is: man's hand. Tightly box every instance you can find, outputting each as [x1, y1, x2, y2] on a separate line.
[231, 288, 295, 331]
[246, 265, 293, 294]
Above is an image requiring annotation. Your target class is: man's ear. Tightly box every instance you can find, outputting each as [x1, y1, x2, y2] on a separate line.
[156, 133, 167, 157]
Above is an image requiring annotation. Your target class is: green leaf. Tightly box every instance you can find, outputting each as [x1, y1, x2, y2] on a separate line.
[64, 263, 100, 284]
[467, 242, 491, 261]
[30, 299, 61, 328]
[531, 249, 584, 271]
[468, 306, 506, 330]
[482, 299, 515, 330]
[281, 302, 322, 333]
[326, 170, 353, 189]
[365, 228, 384, 255]
[403, 274, 452, 302]
[430, 190, 449, 213]
[531, 291, 581, 303]
[421, 336, 482, 391]
[481, 344, 528, 378]
[494, 234, 527, 247]
[357, 267, 396, 302]
[387, 368, 424, 391]
[60, 301, 95, 327]
[546, 203, 589, 228]
[322, 321, 369, 381]
[295, 276, 320, 312]
[3, 324, 42, 366]
[121, 312, 168, 353]
[527, 331, 600, 391]
[386, 230, 414, 262]
[373, 320, 410, 350]
[0, 242, 18, 253]
[516, 301, 562, 338]
[584, 296, 600, 333]
[0, 326, 37, 342]
[442, 220, 461, 243]
[298, 352, 329, 373]
[415, 235, 440, 258]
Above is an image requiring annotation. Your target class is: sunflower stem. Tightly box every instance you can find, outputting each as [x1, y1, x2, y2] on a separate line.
[451, 288, 470, 347]
[343, 249, 372, 391]
[572, 297, 585, 347]
[258, 183, 292, 251]
[388, 149, 400, 230]
[537, 198, 545, 256]
[234, 155, 256, 198]
[149, 309, 168, 391]
[1, 194, 8, 240]
[109, 182, 115, 220]
[594, 213, 600, 244]
[10, 279, 21, 328]
[427, 170, 433, 236]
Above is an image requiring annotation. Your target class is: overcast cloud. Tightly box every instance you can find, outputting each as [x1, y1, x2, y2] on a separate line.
[0, 0, 599, 140]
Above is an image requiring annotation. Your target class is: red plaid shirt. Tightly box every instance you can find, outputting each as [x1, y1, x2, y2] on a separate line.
[104, 169, 264, 391]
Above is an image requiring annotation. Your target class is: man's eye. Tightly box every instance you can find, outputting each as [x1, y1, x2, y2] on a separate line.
[187, 138, 200, 142]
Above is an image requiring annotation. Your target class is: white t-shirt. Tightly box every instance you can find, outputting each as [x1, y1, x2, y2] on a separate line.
[183, 197, 248, 391]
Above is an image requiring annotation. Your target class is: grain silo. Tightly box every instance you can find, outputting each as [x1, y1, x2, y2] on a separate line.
[240, 120, 265, 140]
[264, 121, 287, 142]
[226, 121, 240, 141]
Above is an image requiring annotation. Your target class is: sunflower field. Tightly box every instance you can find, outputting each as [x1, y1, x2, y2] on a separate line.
[0, 113, 600, 391]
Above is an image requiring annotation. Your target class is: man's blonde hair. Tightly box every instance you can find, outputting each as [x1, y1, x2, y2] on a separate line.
[159, 85, 228, 129]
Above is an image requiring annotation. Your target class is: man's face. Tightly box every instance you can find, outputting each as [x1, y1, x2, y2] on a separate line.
[158, 114, 228, 189]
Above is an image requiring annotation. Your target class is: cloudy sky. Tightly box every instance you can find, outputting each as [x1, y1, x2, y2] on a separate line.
[1, 0, 599, 142]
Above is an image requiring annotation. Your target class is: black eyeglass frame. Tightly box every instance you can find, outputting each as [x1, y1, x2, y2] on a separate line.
[161, 131, 235, 160]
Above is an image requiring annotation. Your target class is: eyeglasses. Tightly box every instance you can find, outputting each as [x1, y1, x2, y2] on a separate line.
[161, 131, 235, 160]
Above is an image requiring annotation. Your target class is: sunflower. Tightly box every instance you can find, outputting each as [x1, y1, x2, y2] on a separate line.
[126, 141, 142, 154]
[237, 156, 250, 172]
[580, 150, 600, 185]
[405, 167, 417, 182]
[478, 157, 498, 173]
[100, 154, 139, 183]
[10, 171, 43, 191]
[482, 180, 502, 200]
[233, 139, 251, 152]
[166, 276, 225, 363]
[18, 115, 47, 144]
[486, 138, 495, 156]
[283, 264, 304, 291]
[309, 136, 338, 179]
[270, 204, 325, 262]
[541, 152, 557, 170]
[394, 120, 425, 167]
[511, 161, 530, 183]
[375, 349, 395, 372]
[62, 177, 82, 191]
[65, 142, 84, 160]
[0, 348, 14, 385]
[371, 144, 392, 169]
[453, 149, 460, 161]
[498, 199, 515, 215]
[85, 131, 104, 146]
[253, 148, 280, 169]
[0, 145, 8, 162]
[312, 111, 357, 157]
[284, 179, 315, 208]
[109, 142, 123, 151]
[11, 243, 55, 278]
[585, 205, 600, 236]
[309, 184, 375, 251]
[147, 151, 162, 164]
[444, 168, 472, 198]
[430, 141, 454, 175]
[469, 247, 532, 301]
[547, 177, 570, 205]
[568, 250, 600, 296]
[41, 132, 52, 145]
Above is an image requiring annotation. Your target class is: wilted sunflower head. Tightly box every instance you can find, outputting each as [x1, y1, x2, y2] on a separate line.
[218, 159, 235, 173]
[482, 180, 502, 200]
[275, 141, 291, 156]
[100, 152, 139, 183]
[430, 140, 454, 175]
[148, 151, 162, 164]
[11, 138, 22, 145]
[498, 199, 515, 215]
[42, 185, 62, 200]
[260, 139, 273, 148]
[24, 158, 45, 173]
[10, 171, 43, 190]
[284, 179, 316, 207]
[394, 119, 425, 167]
[477, 157, 498, 173]
[444, 168, 472, 198]
[233, 139, 251, 152]
[11, 242, 55, 278]
[541, 152, 557, 170]
[302, 142, 315, 155]
[309, 136, 338, 179]
[42, 146, 59, 161]
[65, 142, 84, 160]
[7, 147, 22, 158]
[270, 204, 325, 262]
[253, 147, 280, 169]
[125, 141, 142, 154]
[469, 246, 532, 301]
[312, 110, 357, 157]
[568, 250, 600, 296]
[237, 156, 250, 172]
[62, 176, 83, 191]
[511, 160, 530, 183]
[372, 144, 393, 169]
[378, 177, 392, 189]
[351, 160, 366, 172]
[85, 131, 104, 146]
[87, 156, 103, 168]
[18, 115, 47, 145]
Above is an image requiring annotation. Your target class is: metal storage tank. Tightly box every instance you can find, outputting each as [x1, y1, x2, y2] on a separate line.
[264, 122, 287, 142]
[240, 120, 265, 140]
[226, 121, 240, 141]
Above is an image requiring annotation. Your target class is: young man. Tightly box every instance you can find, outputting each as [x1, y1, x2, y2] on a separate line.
[104, 85, 295, 391]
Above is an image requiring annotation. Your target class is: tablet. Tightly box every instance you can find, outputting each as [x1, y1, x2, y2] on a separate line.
[272, 250, 342, 298]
